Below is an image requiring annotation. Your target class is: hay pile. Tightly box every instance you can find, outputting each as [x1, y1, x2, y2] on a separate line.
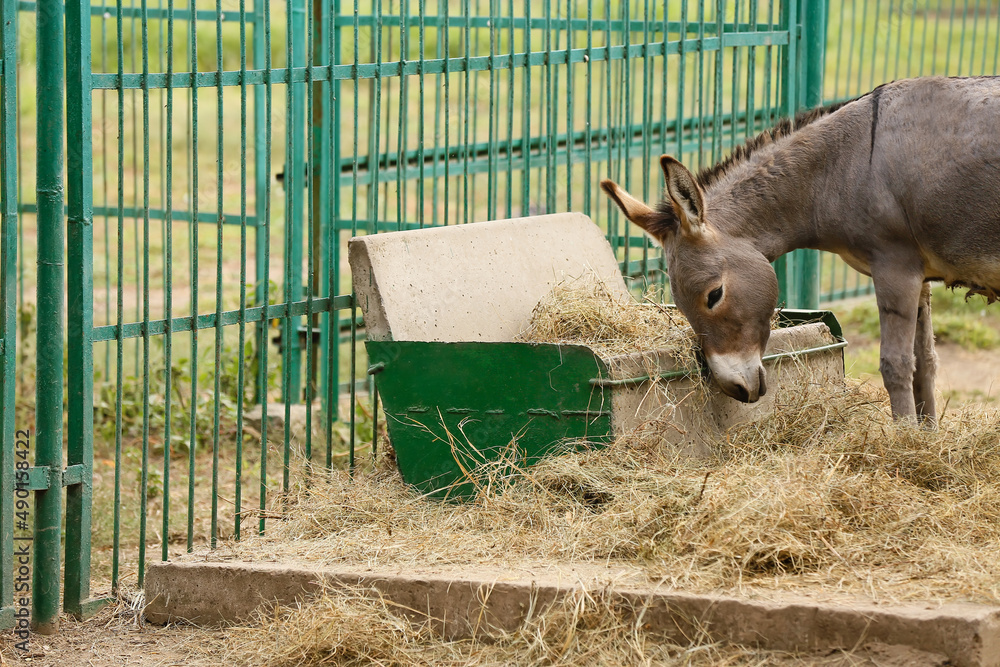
[212, 584, 772, 666]
[207, 380, 1000, 664]
[205, 285, 1000, 664]
[225, 379, 1000, 605]
[515, 278, 699, 366]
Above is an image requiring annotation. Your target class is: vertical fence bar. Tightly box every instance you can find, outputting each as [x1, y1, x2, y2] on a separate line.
[583, 0, 592, 218]
[235, 0, 249, 540]
[729, 1, 742, 156]
[254, 0, 269, 405]
[0, 0, 17, 629]
[284, 0, 296, 486]
[464, 0, 473, 222]
[746, 0, 757, 139]
[13, 4, 21, 373]
[112, 0, 125, 593]
[505, 0, 514, 218]
[639, 0, 651, 281]
[711, 0, 724, 166]
[33, 0, 65, 635]
[330, 0, 346, 470]
[138, 0, 152, 590]
[397, 0, 408, 232]
[804, 1, 826, 109]
[259, 0, 274, 535]
[211, 0, 225, 549]
[285, 0, 307, 412]
[186, 0, 200, 557]
[348, 0, 359, 474]
[487, 0, 496, 219]
[100, 14, 111, 379]
[163, 0, 176, 559]
[65, 0, 103, 619]
[791, 0, 825, 309]
[418, 0, 427, 226]
[774, 0, 798, 307]
[304, 0, 316, 469]
[309, 0, 328, 470]
[131, 2, 142, 378]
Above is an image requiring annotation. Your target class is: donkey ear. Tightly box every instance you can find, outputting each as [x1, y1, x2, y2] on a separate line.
[599, 179, 668, 239]
[659, 155, 706, 237]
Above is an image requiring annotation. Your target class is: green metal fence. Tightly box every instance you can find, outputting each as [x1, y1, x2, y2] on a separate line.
[5, 0, 1000, 634]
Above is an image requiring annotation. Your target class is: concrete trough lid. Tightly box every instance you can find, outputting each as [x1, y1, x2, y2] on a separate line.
[348, 213, 629, 342]
[145, 560, 1000, 667]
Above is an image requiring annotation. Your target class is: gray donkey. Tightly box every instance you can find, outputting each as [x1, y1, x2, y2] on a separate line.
[601, 76, 1000, 423]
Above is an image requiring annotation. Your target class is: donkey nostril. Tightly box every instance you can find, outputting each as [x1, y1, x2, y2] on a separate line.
[732, 383, 750, 403]
[758, 367, 767, 397]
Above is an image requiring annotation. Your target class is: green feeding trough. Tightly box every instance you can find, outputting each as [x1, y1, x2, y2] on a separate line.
[350, 214, 846, 498]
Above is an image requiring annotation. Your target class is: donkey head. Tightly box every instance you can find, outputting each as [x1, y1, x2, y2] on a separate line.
[600, 155, 778, 403]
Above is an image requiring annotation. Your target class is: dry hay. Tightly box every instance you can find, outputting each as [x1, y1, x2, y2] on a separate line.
[201, 378, 1000, 665]
[212, 584, 783, 667]
[206, 286, 1000, 664]
[224, 379, 1000, 606]
[515, 277, 700, 366]
[208, 583, 950, 667]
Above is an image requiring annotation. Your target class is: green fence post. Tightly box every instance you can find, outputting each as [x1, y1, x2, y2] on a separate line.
[65, 0, 106, 620]
[325, 0, 342, 470]
[253, 0, 269, 405]
[33, 0, 65, 635]
[0, 0, 18, 631]
[803, 0, 827, 108]
[793, 0, 827, 309]
[284, 0, 307, 405]
[778, 0, 825, 309]
[774, 0, 798, 306]
[312, 0, 330, 417]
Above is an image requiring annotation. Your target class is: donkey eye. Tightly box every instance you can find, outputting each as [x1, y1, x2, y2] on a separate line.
[706, 286, 723, 309]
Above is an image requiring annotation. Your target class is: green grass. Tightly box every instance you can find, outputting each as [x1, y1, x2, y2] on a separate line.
[830, 284, 1000, 390]
[836, 286, 1000, 353]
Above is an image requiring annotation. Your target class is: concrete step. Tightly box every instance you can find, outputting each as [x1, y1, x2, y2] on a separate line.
[145, 560, 999, 667]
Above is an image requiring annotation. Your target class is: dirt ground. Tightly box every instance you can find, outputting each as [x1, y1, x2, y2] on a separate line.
[849, 339, 1000, 404]
[0, 604, 214, 667]
[935, 343, 1000, 402]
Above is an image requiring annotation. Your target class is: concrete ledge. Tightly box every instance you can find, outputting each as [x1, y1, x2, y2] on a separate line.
[145, 561, 1000, 667]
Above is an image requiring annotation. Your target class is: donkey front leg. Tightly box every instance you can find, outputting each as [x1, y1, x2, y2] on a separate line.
[872, 268, 924, 420]
[912, 282, 938, 424]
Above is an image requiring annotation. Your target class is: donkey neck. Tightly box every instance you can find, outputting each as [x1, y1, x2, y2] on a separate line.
[701, 112, 860, 262]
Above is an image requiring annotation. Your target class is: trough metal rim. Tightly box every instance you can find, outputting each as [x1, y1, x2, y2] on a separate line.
[589, 340, 848, 388]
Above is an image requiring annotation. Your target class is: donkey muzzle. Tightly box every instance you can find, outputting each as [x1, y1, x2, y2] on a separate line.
[706, 353, 767, 403]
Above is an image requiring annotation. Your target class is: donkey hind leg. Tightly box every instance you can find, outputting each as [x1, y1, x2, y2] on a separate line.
[872, 267, 924, 420]
[912, 282, 938, 425]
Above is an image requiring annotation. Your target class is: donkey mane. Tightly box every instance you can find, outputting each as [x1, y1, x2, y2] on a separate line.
[695, 96, 865, 189]
[640, 93, 871, 238]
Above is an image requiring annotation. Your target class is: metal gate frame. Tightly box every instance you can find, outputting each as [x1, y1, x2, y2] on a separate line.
[0, 0, 20, 632]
